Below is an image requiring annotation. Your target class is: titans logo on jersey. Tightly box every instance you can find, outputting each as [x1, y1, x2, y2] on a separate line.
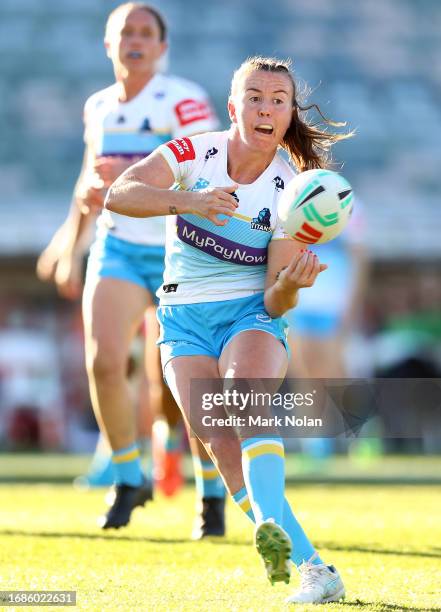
[251, 208, 272, 232]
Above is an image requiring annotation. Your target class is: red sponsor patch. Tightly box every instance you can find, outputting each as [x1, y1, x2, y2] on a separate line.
[166, 137, 196, 163]
[174, 98, 212, 126]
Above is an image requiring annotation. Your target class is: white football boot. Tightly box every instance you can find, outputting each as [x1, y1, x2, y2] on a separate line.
[286, 561, 345, 604]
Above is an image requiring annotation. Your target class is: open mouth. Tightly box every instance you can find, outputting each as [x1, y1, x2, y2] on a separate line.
[255, 124, 274, 135]
[127, 51, 143, 59]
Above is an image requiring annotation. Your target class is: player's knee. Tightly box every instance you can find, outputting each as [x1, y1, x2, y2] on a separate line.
[86, 346, 127, 384]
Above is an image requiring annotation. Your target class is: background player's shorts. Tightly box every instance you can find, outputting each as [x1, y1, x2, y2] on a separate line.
[157, 293, 289, 373]
[86, 233, 165, 302]
[284, 310, 342, 337]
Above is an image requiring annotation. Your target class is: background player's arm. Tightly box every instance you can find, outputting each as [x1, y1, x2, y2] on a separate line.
[105, 151, 238, 225]
[37, 145, 98, 299]
[264, 240, 328, 318]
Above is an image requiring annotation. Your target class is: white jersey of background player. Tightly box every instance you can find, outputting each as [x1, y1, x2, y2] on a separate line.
[85, 73, 218, 246]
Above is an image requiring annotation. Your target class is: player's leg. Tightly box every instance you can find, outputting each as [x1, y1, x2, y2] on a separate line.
[293, 334, 346, 379]
[222, 331, 344, 601]
[132, 332, 154, 482]
[163, 355, 245, 495]
[144, 305, 184, 496]
[74, 433, 114, 489]
[82, 275, 152, 527]
[219, 330, 293, 583]
[154, 341, 227, 535]
[189, 435, 227, 539]
[287, 326, 342, 461]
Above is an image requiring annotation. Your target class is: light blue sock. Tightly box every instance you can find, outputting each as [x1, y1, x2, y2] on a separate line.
[193, 457, 226, 499]
[241, 437, 285, 525]
[231, 487, 323, 567]
[281, 499, 323, 566]
[112, 443, 143, 486]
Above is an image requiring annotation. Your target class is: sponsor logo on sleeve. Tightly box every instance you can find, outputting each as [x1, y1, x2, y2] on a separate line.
[166, 137, 196, 162]
[162, 283, 179, 293]
[174, 98, 212, 126]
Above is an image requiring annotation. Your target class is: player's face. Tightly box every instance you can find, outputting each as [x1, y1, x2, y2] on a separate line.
[105, 9, 167, 76]
[229, 70, 294, 152]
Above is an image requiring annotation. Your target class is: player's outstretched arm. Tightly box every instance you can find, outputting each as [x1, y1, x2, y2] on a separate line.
[105, 151, 238, 226]
[264, 240, 328, 318]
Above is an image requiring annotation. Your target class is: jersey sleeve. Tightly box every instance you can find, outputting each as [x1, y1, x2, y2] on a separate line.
[271, 217, 292, 241]
[170, 80, 219, 138]
[272, 173, 295, 241]
[157, 136, 198, 183]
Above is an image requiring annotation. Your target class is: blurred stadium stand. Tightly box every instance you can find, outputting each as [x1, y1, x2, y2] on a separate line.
[0, 0, 440, 452]
[0, 0, 440, 256]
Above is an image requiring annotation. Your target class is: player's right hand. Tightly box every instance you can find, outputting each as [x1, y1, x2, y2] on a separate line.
[191, 184, 239, 226]
[54, 253, 83, 300]
[75, 186, 107, 215]
[76, 175, 106, 214]
[278, 249, 327, 292]
[36, 246, 58, 283]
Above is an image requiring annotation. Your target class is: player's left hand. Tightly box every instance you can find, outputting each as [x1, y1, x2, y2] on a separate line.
[277, 249, 327, 291]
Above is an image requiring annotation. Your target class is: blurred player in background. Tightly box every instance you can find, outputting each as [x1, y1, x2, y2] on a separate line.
[37, 2, 227, 535]
[105, 56, 351, 604]
[285, 203, 369, 460]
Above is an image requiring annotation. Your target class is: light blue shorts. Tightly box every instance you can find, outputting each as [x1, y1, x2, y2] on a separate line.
[86, 233, 165, 302]
[157, 293, 289, 372]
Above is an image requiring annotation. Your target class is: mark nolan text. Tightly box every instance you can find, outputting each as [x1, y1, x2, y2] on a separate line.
[201, 415, 323, 428]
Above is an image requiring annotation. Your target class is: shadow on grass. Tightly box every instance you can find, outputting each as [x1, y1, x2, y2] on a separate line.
[2, 530, 439, 561]
[317, 542, 441, 559]
[341, 600, 439, 611]
[0, 529, 247, 546]
[0, 529, 191, 544]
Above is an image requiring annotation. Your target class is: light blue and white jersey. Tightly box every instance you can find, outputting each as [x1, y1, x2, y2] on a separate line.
[157, 130, 295, 304]
[84, 73, 218, 246]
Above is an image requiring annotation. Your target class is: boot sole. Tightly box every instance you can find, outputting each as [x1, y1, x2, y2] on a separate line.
[255, 522, 292, 585]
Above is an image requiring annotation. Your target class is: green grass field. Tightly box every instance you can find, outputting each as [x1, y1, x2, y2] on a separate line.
[1, 477, 440, 611]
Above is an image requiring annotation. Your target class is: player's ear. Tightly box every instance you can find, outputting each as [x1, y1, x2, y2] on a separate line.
[104, 38, 111, 58]
[228, 97, 237, 124]
[156, 40, 168, 59]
